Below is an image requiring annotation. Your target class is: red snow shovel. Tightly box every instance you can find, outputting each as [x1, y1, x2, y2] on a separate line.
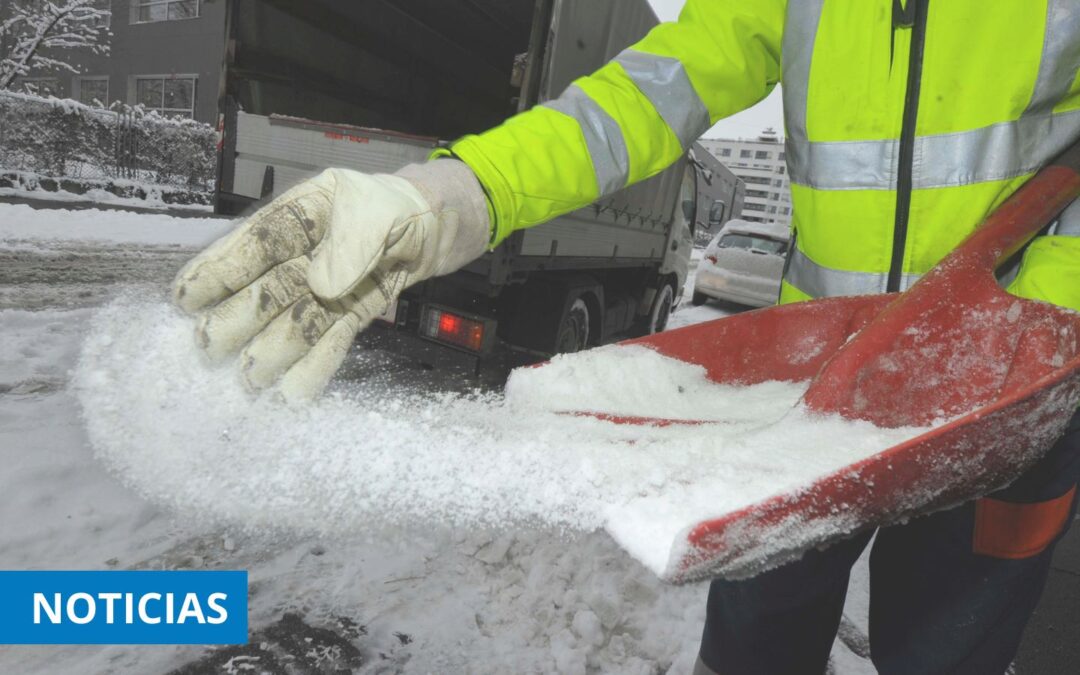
[596, 145, 1080, 582]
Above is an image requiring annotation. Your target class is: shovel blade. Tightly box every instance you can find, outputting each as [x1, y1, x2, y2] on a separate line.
[594, 292, 1080, 582]
[667, 365, 1080, 582]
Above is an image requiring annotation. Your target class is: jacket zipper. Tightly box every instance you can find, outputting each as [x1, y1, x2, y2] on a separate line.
[888, 0, 929, 293]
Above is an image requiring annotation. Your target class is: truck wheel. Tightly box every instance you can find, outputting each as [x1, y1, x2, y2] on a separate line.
[691, 291, 709, 306]
[556, 298, 591, 353]
[647, 283, 675, 334]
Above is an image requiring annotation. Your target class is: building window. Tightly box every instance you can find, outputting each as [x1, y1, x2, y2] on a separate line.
[779, 151, 786, 161]
[133, 0, 199, 23]
[773, 179, 783, 187]
[755, 150, 771, 160]
[17, 78, 61, 97]
[781, 207, 790, 215]
[746, 189, 769, 198]
[77, 77, 109, 107]
[740, 149, 752, 158]
[136, 75, 197, 117]
[720, 148, 732, 157]
[768, 206, 777, 213]
[743, 176, 771, 185]
[743, 202, 766, 212]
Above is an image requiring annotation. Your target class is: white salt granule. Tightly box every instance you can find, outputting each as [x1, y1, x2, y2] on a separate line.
[73, 298, 929, 578]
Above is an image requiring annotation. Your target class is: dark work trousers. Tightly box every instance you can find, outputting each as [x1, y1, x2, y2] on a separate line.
[695, 410, 1080, 675]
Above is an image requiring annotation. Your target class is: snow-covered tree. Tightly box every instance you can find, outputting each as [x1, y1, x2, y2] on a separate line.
[0, 0, 111, 91]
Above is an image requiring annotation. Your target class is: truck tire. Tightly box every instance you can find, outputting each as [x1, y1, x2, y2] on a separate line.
[556, 298, 591, 353]
[647, 283, 676, 334]
[691, 291, 709, 306]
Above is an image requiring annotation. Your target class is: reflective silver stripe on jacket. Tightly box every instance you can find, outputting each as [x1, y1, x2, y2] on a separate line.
[1032, 0, 1080, 238]
[786, 246, 921, 298]
[783, 0, 1080, 192]
[787, 138, 897, 191]
[1026, 0, 1080, 116]
[614, 49, 711, 150]
[1058, 218, 1080, 236]
[542, 84, 630, 196]
[1055, 198, 1080, 236]
[789, 109, 1080, 191]
[781, 0, 826, 149]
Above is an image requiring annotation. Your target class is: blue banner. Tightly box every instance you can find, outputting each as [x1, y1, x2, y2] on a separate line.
[0, 571, 248, 644]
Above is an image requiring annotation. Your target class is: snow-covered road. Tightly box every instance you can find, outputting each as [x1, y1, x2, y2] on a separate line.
[0, 203, 874, 674]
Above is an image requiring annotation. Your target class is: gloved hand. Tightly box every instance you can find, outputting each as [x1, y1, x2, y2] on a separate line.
[172, 160, 491, 401]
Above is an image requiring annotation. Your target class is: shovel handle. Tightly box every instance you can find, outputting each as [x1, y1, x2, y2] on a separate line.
[802, 139, 1080, 426]
[956, 142, 1080, 274]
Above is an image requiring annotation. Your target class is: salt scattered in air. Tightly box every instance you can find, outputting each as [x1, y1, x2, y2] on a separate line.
[74, 298, 929, 577]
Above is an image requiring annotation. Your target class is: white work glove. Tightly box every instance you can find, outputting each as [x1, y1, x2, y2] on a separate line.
[172, 160, 491, 401]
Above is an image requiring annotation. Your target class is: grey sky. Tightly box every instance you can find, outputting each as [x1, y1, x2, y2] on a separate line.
[646, 0, 784, 140]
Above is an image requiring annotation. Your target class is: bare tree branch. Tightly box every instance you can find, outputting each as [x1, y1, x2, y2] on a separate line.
[0, 0, 111, 91]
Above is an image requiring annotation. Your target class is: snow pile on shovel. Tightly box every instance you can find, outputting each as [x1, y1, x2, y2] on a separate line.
[74, 297, 929, 578]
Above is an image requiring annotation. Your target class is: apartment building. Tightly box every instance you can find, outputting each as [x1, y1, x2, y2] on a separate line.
[6, 0, 226, 123]
[698, 128, 791, 228]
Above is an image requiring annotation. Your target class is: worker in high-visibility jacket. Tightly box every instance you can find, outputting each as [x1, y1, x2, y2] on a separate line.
[175, 1, 1080, 672]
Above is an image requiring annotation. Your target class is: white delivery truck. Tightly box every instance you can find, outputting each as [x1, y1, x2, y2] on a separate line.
[215, 0, 705, 371]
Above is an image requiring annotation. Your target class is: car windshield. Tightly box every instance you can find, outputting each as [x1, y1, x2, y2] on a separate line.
[718, 233, 788, 256]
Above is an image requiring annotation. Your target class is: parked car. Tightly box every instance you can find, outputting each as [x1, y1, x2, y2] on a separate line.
[692, 219, 791, 308]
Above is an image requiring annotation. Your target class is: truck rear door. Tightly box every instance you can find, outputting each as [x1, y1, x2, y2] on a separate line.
[540, 0, 657, 102]
[512, 0, 682, 265]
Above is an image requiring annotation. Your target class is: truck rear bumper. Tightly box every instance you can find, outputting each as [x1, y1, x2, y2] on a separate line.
[359, 321, 482, 375]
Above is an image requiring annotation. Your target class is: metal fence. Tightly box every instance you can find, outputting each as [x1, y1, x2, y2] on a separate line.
[0, 90, 217, 191]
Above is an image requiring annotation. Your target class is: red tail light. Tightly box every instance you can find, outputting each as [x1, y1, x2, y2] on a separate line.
[706, 254, 718, 264]
[421, 307, 487, 352]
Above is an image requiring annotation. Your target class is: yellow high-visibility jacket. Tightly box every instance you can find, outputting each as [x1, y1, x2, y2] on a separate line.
[435, 0, 1080, 312]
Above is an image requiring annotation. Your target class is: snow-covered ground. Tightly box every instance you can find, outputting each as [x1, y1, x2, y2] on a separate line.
[0, 204, 875, 674]
[0, 201, 227, 247]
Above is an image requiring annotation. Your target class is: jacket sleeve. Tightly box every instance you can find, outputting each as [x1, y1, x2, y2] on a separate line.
[434, 0, 786, 245]
[1007, 235, 1080, 313]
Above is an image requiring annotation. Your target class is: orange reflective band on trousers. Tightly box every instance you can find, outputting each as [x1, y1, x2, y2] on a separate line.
[973, 485, 1077, 560]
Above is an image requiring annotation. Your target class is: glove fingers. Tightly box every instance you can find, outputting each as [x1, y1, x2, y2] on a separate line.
[239, 294, 341, 392]
[277, 313, 363, 403]
[254, 264, 406, 399]
[173, 177, 334, 314]
[194, 257, 310, 362]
